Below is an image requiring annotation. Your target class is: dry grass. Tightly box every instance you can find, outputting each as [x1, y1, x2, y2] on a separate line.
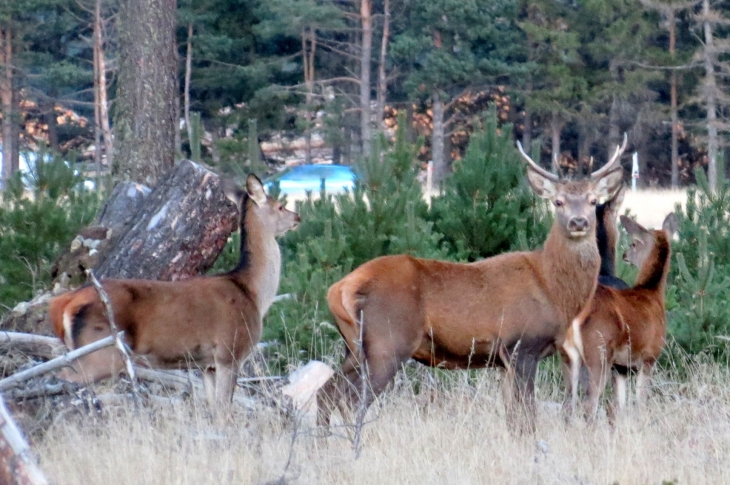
[35, 358, 730, 485]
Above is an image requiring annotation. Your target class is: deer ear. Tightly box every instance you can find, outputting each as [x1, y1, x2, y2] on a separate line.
[594, 168, 624, 200]
[221, 178, 246, 210]
[620, 215, 646, 235]
[662, 212, 678, 237]
[526, 168, 558, 199]
[246, 174, 267, 206]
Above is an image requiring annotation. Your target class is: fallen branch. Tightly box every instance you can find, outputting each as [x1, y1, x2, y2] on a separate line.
[135, 368, 203, 393]
[2, 381, 80, 401]
[0, 332, 65, 360]
[0, 396, 49, 485]
[0, 334, 120, 392]
[88, 271, 139, 395]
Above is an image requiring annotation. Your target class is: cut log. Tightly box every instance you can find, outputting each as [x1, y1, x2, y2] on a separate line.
[95, 159, 238, 281]
[0, 396, 49, 485]
[0, 332, 65, 360]
[281, 361, 334, 424]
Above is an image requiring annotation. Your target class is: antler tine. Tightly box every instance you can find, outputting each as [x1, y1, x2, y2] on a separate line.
[591, 133, 628, 179]
[517, 141, 560, 182]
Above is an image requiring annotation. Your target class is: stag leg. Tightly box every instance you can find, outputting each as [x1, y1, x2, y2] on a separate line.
[500, 344, 539, 434]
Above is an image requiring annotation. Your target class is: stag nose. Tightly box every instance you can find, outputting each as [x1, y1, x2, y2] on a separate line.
[568, 217, 589, 234]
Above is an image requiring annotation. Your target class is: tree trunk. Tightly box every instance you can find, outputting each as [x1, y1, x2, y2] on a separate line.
[375, 0, 390, 130]
[669, 9, 679, 188]
[93, 0, 113, 175]
[184, 22, 193, 149]
[43, 98, 58, 151]
[522, 80, 532, 152]
[0, 23, 16, 186]
[702, 0, 718, 190]
[550, 110, 561, 164]
[95, 160, 237, 280]
[607, 59, 621, 162]
[360, 0, 372, 157]
[302, 28, 316, 165]
[432, 91, 446, 185]
[113, 0, 178, 185]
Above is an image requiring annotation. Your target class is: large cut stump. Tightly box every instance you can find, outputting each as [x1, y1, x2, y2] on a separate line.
[95, 160, 237, 280]
[1, 160, 238, 334]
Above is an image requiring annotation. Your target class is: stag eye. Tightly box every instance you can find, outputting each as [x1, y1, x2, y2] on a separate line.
[554, 200, 564, 207]
[590, 199, 597, 206]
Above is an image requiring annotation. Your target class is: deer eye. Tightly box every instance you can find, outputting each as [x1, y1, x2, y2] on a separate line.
[278, 205, 284, 211]
[590, 199, 597, 206]
[554, 200, 564, 207]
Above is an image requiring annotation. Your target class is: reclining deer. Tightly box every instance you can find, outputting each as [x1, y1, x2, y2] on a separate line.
[49, 174, 299, 418]
[563, 213, 677, 421]
[318, 138, 627, 432]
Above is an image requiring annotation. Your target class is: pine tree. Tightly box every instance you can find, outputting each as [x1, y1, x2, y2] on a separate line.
[429, 107, 551, 261]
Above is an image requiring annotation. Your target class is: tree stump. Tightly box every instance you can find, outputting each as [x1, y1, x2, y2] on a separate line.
[2, 160, 238, 335]
[95, 159, 237, 281]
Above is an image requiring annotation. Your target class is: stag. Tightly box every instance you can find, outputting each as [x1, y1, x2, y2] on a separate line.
[318, 137, 627, 431]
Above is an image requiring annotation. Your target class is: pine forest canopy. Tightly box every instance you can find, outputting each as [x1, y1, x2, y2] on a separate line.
[0, 0, 729, 187]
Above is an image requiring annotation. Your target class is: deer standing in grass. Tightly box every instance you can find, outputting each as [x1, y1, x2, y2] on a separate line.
[318, 139, 627, 432]
[48, 174, 299, 416]
[563, 213, 677, 421]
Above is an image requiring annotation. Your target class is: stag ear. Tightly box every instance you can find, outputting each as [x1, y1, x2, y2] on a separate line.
[246, 174, 267, 206]
[620, 215, 647, 235]
[593, 168, 624, 201]
[662, 212, 678, 238]
[526, 168, 559, 199]
[606, 184, 625, 209]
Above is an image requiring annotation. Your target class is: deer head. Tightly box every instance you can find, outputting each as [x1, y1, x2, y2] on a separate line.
[620, 213, 677, 267]
[517, 136, 627, 241]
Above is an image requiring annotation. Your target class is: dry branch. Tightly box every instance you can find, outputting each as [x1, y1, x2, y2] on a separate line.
[0, 332, 65, 360]
[0, 396, 49, 485]
[0, 334, 120, 392]
[88, 270, 139, 395]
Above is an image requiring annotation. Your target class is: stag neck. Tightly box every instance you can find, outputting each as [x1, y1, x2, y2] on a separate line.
[541, 225, 601, 321]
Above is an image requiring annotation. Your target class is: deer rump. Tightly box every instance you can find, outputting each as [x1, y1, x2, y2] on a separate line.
[49, 276, 261, 371]
[329, 252, 563, 380]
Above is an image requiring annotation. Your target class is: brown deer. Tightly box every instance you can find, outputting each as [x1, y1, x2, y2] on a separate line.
[48, 174, 299, 416]
[318, 139, 627, 431]
[563, 213, 677, 421]
[596, 186, 629, 290]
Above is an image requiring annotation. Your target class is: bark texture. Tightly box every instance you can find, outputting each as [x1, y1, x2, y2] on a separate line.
[0, 397, 48, 485]
[95, 160, 237, 281]
[113, 0, 178, 185]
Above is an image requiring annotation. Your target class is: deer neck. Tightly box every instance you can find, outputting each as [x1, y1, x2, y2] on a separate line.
[541, 225, 600, 322]
[634, 232, 671, 293]
[230, 211, 282, 318]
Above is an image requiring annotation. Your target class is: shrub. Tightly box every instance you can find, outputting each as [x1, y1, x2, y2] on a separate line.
[0, 148, 99, 314]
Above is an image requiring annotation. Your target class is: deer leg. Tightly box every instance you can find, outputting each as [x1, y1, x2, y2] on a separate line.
[212, 363, 237, 424]
[203, 368, 216, 409]
[635, 361, 653, 410]
[508, 352, 539, 434]
[607, 369, 628, 425]
[317, 349, 361, 428]
[583, 353, 610, 423]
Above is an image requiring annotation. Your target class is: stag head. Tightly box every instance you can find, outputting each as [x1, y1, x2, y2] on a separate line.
[517, 136, 627, 241]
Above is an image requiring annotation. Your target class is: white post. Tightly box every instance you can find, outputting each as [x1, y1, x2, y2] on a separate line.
[426, 160, 433, 201]
[631, 152, 639, 192]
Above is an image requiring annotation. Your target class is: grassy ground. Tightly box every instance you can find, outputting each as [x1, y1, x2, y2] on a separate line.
[37, 354, 730, 485]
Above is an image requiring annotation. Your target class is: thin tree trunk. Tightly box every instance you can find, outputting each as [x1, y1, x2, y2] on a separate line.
[375, 0, 389, 130]
[607, 59, 621, 163]
[360, 0, 372, 157]
[550, 110, 561, 164]
[702, 0, 718, 190]
[302, 28, 316, 165]
[184, 22, 193, 148]
[432, 91, 445, 185]
[523, 80, 532, 151]
[669, 9, 679, 188]
[94, 0, 113, 173]
[114, 0, 178, 185]
[0, 23, 15, 186]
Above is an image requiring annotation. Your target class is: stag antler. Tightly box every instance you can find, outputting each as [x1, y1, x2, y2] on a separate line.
[591, 133, 628, 179]
[517, 141, 560, 183]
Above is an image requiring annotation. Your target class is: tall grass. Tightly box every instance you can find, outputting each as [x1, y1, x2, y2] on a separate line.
[37, 356, 730, 485]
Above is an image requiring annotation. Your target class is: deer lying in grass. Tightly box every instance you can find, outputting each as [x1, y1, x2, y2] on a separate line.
[48, 174, 299, 416]
[318, 138, 627, 432]
[563, 213, 677, 421]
